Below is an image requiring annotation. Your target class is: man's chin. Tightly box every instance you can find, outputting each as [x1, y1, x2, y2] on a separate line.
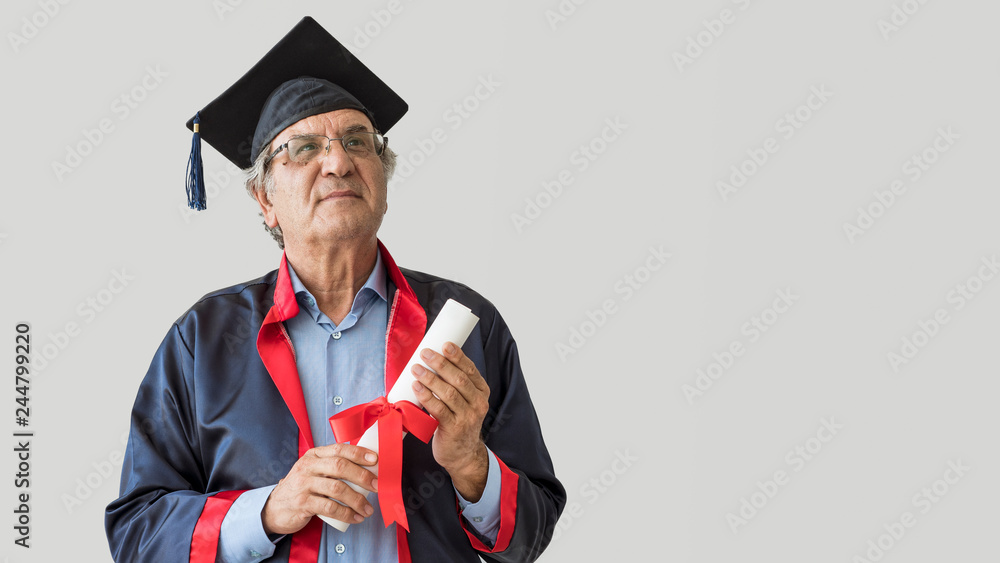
[306, 222, 382, 246]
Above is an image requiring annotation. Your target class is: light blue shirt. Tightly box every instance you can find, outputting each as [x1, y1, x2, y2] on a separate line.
[217, 254, 501, 562]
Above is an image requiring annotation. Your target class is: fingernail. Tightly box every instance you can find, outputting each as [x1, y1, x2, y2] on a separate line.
[354, 514, 364, 523]
[372, 478, 379, 492]
[365, 453, 377, 463]
[365, 504, 374, 516]
[445, 342, 457, 354]
[412, 381, 424, 392]
[421, 348, 433, 360]
[412, 364, 425, 376]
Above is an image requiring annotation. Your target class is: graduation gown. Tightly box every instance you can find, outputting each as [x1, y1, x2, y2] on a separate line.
[105, 242, 565, 562]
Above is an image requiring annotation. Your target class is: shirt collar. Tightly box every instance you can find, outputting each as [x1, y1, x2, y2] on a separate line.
[286, 252, 388, 325]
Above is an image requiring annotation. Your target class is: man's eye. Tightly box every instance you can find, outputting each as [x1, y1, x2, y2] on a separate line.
[344, 136, 363, 147]
[291, 142, 319, 158]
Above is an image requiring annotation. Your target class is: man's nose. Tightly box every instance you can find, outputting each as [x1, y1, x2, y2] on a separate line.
[319, 139, 356, 177]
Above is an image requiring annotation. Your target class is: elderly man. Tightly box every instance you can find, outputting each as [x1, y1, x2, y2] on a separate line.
[105, 16, 564, 563]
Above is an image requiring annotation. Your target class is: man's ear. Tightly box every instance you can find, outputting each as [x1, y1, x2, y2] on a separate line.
[253, 188, 279, 228]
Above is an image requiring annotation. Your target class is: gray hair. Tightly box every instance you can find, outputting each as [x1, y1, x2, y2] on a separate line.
[244, 144, 397, 249]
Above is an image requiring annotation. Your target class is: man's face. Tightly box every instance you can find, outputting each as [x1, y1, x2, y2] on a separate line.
[255, 109, 387, 251]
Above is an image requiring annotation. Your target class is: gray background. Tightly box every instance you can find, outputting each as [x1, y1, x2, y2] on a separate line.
[2, 0, 998, 561]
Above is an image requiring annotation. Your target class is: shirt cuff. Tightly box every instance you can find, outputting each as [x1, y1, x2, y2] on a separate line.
[217, 485, 280, 563]
[454, 448, 502, 543]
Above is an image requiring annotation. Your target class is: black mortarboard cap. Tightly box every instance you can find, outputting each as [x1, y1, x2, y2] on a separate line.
[184, 16, 408, 210]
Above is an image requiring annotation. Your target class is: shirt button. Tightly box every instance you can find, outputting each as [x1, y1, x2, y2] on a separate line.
[332, 331, 342, 340]
[333, 396, 344, 406]
[307, 297, 316, 307]
[472, 516, 484, 523]
[335, 543, 346, 554]
[250, 550, 262, 558]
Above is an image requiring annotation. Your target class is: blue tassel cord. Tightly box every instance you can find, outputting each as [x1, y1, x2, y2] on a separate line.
[185, 112, 207, 210]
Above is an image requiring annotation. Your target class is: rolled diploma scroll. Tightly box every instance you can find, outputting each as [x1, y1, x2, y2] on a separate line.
[320, 298, 480, 531]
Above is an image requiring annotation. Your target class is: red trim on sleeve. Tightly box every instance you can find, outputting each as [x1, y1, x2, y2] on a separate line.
[460, 455, 520, 553]
[189, 490, 245, 563]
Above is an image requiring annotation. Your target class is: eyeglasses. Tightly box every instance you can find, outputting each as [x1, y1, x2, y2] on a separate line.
[265, 132, 387, 165]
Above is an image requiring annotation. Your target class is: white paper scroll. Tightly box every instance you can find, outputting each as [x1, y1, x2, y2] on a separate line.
[321, 298, 480, 531]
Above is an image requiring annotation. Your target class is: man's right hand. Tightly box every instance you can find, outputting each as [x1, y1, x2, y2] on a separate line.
[261, 443, 380, 535]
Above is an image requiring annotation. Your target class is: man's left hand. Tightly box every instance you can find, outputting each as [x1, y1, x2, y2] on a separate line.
[411, 341, 491, 502]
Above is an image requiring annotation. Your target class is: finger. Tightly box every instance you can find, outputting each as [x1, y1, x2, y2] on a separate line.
[418, 348, 481, 404]
[412, 362, 468, 415]
[442, 342, 490, 396]
[416, 349, 491, 428]
[310, 476, 372, 510]
[308, 476, 375, 522]
[311, 443, 378, 466]
[309, 454, 380, 493]
[412, 379, 454, 424]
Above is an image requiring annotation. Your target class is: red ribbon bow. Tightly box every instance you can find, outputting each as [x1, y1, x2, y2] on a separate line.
[329, 396, 438, 530]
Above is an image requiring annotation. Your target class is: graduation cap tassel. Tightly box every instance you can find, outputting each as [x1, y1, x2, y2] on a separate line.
[185, 112, 207, 210]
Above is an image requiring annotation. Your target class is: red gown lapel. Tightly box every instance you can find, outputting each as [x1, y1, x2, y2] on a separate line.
[255, 243, 426, 562]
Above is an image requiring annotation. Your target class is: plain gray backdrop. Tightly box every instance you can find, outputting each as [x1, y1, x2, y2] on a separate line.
[2, 0, 999, 561]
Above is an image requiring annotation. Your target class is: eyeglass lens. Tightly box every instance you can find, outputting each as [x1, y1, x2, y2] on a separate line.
[287, 134, 382, 162]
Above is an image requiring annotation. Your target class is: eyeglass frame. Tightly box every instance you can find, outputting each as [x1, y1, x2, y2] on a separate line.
[264, 131, 388, 165]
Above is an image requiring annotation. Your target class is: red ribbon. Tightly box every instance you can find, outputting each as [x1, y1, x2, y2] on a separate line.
[329, 396, 438, 530]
